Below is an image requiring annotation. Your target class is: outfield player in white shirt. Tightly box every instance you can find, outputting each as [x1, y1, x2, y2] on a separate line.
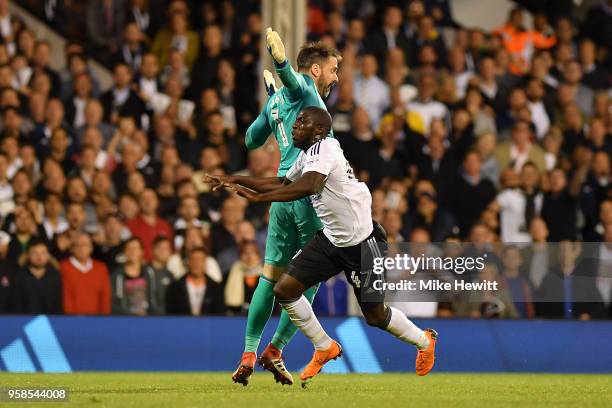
[205, 107, 437, 384]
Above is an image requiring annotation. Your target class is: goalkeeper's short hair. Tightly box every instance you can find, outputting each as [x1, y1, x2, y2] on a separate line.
[297, 42, 342, 71]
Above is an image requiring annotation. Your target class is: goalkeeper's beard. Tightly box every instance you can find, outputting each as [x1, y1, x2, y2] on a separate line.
[317, 80, 334, 98]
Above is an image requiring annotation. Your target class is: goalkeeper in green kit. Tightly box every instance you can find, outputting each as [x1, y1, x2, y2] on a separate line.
[227, 28, 341, 386]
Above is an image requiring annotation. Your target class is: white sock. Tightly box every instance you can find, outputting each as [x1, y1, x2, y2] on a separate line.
[385, 306, 430, 350]
[280, 296, 333, 351]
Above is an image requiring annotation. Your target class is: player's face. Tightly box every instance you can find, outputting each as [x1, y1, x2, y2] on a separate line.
[316, 57, 339, 98]
[292, 112, 315, 151]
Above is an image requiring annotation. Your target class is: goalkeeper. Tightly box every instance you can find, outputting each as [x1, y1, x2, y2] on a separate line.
[229, 28, 341, 386]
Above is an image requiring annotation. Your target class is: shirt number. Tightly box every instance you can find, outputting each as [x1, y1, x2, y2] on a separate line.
[271, 108, 289, 147]
[350, 271, 361, 288]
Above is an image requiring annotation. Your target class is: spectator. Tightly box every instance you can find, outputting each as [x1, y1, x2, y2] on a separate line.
[525, 77, 551, 140]
[450, 150, 497, 237]
[416, 132, 458, 203]
[382, 209, 404, 243]
[173, 195, 205, 250]
[86, 0, 126, 60]
[32, 40, 62, 98]
[406, 72, 448, 135]
[562, 60, 594, 117]
[217, 220, 257, 277]
[499, 245, 535, 318]
[541, 168, 579, 241]
[494, 162, 543, 243]
[112, 22, 147, 73]
[41, 193, 68, 240]
[93, 213, 128, 272]
[408, 190, 457, 242]
[126, 0, 158, 39]
[165, 246, 225, 315]
[9, 238, 62, 314]
[535, 240, 606, 319]
[134, 53, 161, 106]
[210, 195, 245, 256]
[581, 0, 612, 48]
[100, 63, 146, 125]
[6, 205, 46, 269]
[578, 39, 609, 90]
[166, 225, 221, 282]
[144, 235, 174, 314]
[364, 6, 410, 70]
[493, 7, 556, 75]
[522, 217, 555, 292]
[494, 120, 546, 173]
[457, 263, 519, 318]
[77, 101, 114, 145]
[60, 232, 111, 315]
[111, 237, 160, 315]
[152, 11, 199, 70]
[126, 188, 173, 262]
[224, 241, 263, 314]
[190, 25, 225, 98]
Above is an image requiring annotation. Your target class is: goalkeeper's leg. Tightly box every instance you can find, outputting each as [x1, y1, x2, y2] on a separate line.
[232, 264, 283, 386]
[233, 202, 297, 386]
[257, 199, 322, 385]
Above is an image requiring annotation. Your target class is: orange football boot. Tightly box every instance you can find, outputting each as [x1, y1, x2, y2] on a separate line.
[300, 340, 342, 384]
[415, 329, 438, 376]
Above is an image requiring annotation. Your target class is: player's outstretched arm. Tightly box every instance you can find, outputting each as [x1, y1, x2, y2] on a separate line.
[245, 109, 272, 150]
[204, 173, 285, 193]
[230, 171, 326, 203]
[266, 27, 304, 98]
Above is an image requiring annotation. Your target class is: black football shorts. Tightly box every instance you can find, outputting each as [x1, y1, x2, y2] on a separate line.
[286, 221, 387, 305]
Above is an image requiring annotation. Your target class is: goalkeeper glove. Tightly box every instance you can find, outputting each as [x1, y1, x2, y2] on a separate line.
[263, 69, 277, 96]
[265, 27, 286, 65]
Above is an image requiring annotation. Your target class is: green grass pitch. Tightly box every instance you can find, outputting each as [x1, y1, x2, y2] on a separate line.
[0, 372, 610, 407]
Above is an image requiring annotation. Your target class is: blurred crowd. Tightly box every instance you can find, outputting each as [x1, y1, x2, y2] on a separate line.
[0, 0, 609, 319]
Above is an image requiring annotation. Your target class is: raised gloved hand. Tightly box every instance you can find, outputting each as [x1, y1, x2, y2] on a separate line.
[265, 27, 286, 65]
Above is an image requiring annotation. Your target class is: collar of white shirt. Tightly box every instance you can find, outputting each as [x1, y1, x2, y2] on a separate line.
[69, 257, 93, 273]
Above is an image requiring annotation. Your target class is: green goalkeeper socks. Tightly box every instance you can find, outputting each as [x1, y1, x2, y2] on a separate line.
[244, 276, 276, 353]
[270, 284, 319, 351]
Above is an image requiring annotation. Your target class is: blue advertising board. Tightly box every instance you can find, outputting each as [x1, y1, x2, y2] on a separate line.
[1, 316, 611, 373]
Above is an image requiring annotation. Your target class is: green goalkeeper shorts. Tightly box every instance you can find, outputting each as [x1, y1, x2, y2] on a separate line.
[264, 198, 323, 267]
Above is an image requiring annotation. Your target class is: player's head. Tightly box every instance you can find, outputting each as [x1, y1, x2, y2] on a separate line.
[292, 107, 332, 151]
[297, 42, 341, 98]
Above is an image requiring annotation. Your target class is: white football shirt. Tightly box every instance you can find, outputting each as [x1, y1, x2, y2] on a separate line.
[286, 138, 373, 247]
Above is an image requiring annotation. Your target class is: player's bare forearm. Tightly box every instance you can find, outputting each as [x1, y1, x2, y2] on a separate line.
[204, 173, 285, 193]
[237, 172, 325, 203]
[231, 175, 286, 193]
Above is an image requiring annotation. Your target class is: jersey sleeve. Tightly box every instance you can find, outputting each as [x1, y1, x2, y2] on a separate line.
[245, 107, 272, 150]
[275, 62, 307, 100]
[302, 139, 337, 177]
[285, 152, 305, 181]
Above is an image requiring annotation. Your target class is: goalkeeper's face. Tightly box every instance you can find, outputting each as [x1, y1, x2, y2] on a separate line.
[315, 56, 339, 98]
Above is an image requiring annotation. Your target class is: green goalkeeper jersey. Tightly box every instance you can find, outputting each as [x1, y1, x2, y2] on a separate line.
[245, 63, 332, 177]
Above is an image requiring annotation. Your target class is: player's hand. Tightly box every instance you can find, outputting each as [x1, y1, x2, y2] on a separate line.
[227, 183, 260, 202]
[265, 27, 286, 64]
[263, 69, 277, 96]
[203, 173, 232, 192]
